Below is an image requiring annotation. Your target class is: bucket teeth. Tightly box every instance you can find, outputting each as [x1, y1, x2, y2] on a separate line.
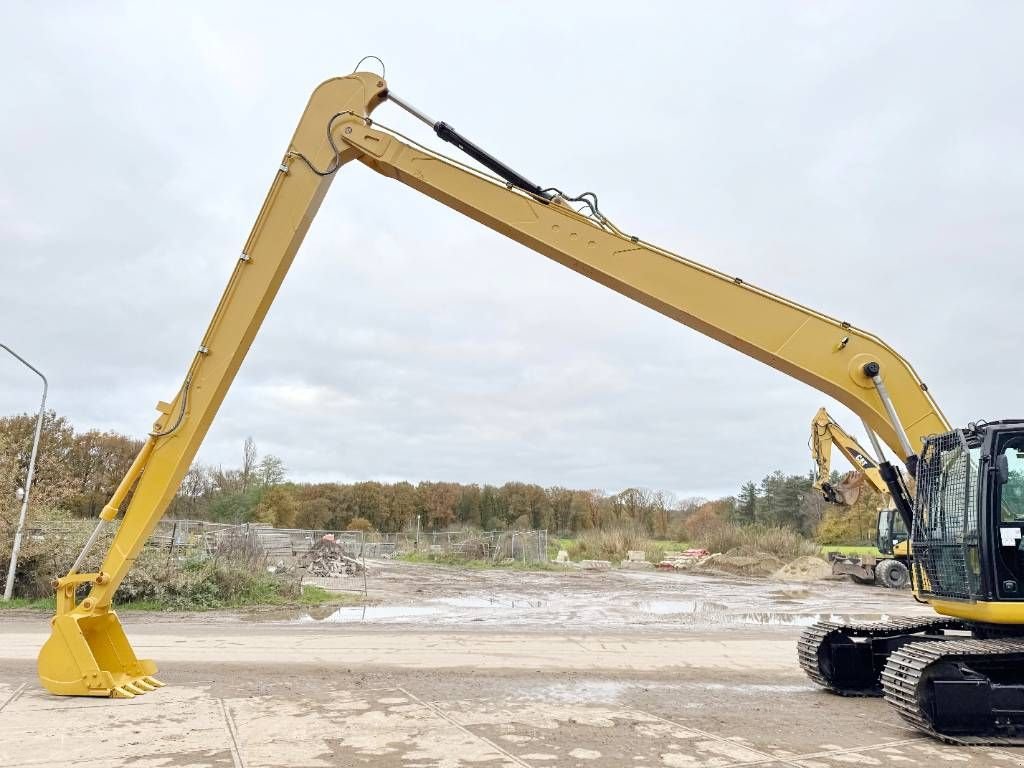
[38, 612, 166, 699]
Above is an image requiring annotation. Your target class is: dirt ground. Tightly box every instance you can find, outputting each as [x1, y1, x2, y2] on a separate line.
[2, 562, 1021, 767]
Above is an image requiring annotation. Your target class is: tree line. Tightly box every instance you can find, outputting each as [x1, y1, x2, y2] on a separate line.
[0, 411, 882, 543]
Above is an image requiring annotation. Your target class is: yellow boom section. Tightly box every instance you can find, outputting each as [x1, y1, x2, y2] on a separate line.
[39, 71, 949, 697]
[339, 119, 950, 456]
[37, 73, 388, 698]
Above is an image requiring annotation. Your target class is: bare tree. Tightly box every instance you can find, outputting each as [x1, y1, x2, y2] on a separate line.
[241, 436, 257, 492]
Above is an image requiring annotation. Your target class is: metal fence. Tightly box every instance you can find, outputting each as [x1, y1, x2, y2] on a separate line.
[150, 519, 367, 562]
[23, 517, 550, 566]
[366, 529, 550, 564]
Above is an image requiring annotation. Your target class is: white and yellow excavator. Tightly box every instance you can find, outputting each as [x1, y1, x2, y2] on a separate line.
[810, 407, 910, 589]
[37, 66, 1024, 743]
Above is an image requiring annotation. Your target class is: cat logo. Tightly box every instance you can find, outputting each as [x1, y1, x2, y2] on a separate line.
[848, 449, 877, 470]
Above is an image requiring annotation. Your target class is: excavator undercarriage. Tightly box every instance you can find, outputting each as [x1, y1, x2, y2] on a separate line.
[800, 618, 1024, 744]
[801, 422, 1024, 743]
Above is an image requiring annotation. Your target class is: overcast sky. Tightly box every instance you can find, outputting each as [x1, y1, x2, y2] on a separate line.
[1, 2, 1021, 499]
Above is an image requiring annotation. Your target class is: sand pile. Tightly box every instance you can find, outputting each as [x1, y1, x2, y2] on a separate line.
[773, 555, 832, 581]
[693, 548, 785, 578]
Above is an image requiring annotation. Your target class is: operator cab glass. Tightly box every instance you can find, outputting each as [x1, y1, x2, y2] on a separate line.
[877, 509, 908, 556]
[914, 424, 1024, 602]
[992, 430, 1024, 598]
[998, 438, 1024, 522]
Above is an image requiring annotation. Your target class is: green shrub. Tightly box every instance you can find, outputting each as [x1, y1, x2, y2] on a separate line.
[643, 541, 669, 564]
[1, 508, 300, 609]
[0, 508, 111, 598]
[117, 550, 299, 610]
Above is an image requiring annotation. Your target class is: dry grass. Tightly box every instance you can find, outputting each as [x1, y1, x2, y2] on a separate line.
[692, 521, 820, 561]
[565, 522, 652, 562]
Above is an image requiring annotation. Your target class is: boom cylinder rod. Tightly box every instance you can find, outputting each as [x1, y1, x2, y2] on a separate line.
[386, 90, 552, 199]
[864, 363, 916, 462]
[67, 437, 155, 577]
[386, 91, 437, 128]
[67, 521, 107, 577]
[861, 418, 887, 463]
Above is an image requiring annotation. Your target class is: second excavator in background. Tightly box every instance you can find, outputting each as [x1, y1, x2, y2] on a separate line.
[809, 407, 910, 589]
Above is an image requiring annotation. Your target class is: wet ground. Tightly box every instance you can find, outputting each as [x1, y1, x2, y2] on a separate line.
[1, 561, 1019, 767]
[275, 561, 934, 630]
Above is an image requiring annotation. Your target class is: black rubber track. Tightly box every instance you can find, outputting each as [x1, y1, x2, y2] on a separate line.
[882, 637, 1024, 746]
[798, 617, 962, 696]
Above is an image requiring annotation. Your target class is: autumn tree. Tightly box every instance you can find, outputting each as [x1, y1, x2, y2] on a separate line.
[547, 487, 575, 535]
[257, 455, 286, 487]
[0, 411, 76, 515]
[253, 485, 297, 527]
[417, 481, 459, 528]
[384, 482, 417, 532]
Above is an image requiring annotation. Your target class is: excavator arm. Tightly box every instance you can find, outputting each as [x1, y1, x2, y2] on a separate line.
[39, 70, 951, 698]
[809, 407, 891, 506]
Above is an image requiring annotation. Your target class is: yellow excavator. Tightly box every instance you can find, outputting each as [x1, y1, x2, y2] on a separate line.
[37, 66, 1024, 743]
[810, 407, 910, 589]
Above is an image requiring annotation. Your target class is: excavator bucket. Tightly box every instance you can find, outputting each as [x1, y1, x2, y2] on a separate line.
[832, 471, 866, 506]
[37, 611, 163, 698]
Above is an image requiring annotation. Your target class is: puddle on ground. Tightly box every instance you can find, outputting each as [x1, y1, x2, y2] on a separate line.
[284, 593, 890, 629]
[295, 605, 440, 623]
[247, 565, 926, 628]
[434, 596, 544, 609]
[731, 611, 890, 626]
[637, 600, 728, 616]
[632, 600, 887, 627]
[523, 679, 819, 705]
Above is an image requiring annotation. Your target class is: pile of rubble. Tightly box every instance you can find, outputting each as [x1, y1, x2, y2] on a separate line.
[305, 535, 364, 577]
[620, 550, 654, 570]
[655, 549, 710, 570]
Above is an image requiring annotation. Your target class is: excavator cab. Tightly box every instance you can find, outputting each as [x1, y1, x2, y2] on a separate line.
[910, 421, 1024, 605]
[876, 508, 908, 557]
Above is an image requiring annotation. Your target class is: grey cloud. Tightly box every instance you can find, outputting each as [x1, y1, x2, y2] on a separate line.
[1, 2, 1022, 499]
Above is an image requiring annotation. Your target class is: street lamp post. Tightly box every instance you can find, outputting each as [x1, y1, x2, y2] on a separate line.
[2, 344, 48, 601]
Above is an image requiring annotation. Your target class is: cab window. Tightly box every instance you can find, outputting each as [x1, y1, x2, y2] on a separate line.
[1001, 441, 1024, 522]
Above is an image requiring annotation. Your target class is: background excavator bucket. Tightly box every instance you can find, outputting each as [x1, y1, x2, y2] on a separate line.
[831, 471, 866, 506]
[37, 611, 163, 698]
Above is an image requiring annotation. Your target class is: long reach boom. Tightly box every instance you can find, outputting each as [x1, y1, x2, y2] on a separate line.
[38, 70, 949, 698]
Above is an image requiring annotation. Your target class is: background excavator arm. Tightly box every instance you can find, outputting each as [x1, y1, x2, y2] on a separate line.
[39, 70, 949, 698]
[809, 406, 890, 506]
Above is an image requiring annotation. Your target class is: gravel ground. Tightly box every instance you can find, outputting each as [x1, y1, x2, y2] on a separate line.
[1, 561, 1019, 767]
